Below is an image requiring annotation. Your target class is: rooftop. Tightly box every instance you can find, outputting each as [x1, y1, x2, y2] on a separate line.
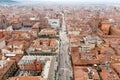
[74, 66, 99, 80]
[0, 60, 15, 80]
[9, 76, 46, 80]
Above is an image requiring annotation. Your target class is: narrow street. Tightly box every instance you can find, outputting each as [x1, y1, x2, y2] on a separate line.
[58, 13, 73, 80]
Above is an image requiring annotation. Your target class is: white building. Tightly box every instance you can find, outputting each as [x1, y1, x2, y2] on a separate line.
[48, 19, 60, 29]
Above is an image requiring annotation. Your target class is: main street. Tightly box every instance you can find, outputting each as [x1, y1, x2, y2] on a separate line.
[58, 13, 73, 80]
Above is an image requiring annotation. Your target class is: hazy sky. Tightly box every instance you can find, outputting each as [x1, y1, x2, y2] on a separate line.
[15, 0, 120, 2]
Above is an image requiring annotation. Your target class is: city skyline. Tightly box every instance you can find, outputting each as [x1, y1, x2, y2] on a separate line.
[15, 0, 120, 3]
[0, 0, 120, 80]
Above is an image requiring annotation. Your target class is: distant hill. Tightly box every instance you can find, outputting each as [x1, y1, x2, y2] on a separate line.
[0, 0, 16, 3]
